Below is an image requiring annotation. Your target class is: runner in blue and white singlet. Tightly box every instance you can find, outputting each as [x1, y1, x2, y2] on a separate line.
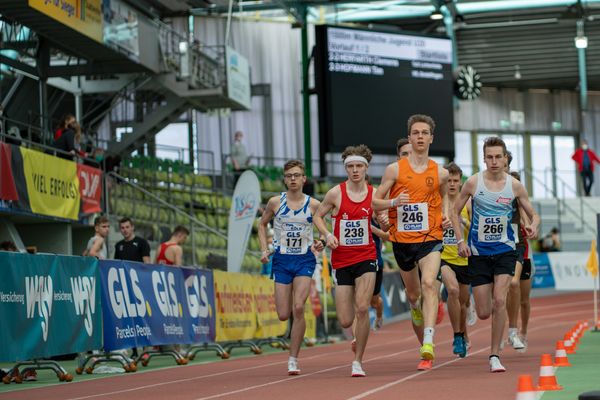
[273, 192, 314, 257]
[450, 137, 540, 374]
[258, 160, 323, 377]
[468, 171, 516, 256]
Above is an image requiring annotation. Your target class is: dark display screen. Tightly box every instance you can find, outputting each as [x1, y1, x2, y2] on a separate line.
[315, 25, 455, 157]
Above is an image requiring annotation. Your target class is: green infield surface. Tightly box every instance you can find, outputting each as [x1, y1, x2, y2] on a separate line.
[543, 327, 600, 400]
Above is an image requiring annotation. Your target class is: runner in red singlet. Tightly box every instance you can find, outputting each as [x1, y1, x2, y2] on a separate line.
[155, 225, 189, 266]
[314, 144, 385, 378]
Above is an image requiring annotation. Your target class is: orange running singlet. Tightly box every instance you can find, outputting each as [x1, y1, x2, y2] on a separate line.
[388, 158, 443, 243]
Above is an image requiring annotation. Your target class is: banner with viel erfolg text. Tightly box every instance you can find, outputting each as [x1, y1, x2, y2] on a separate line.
[0, 252, 101, 362]
[99, 260, 216, 351]
[227, 170, 261, 273]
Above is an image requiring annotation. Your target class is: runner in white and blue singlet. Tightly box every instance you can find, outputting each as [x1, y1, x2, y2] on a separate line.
[258, 160, 323, 377]
[451, 136, 539, 374]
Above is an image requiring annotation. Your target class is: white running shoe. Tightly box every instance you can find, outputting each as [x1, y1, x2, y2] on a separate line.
[517, 337, 528, 353]
[467, 296, 477, 326]
[508, 334, 526, 350]
[288, 359, 300, 375]
[489, 356, 506, 373]
[351, 361, 366, 377]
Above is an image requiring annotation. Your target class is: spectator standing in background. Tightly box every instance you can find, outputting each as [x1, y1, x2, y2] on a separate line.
[231, 131, 250, 185]
[540, 227, 561, 252]
[155, 226, 189, 266]
[54, 114, 76, 141]
[84, 216, 109, 259]
[52, 121, 85, 160]
[114, 217, 151, 263]
[113, 217, 150, 359]
[571, 139, 600, 196]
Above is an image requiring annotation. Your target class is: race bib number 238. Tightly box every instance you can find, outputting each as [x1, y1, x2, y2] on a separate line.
[339, 219, 369, 246]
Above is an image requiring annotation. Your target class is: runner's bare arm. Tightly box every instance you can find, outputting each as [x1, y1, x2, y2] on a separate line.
[173, 246, 183, 266]
[372, 189, 390, 231]
[309, 198, 325, 252]
[453, 175, 476, 257]
[372, 163, 400, 211]
[258, 196, 278, 263]
[313, 187, 340, 249]
[88, 237, 104, 258]
[513, 179, 540, 239]
[371, 224, 390, 241]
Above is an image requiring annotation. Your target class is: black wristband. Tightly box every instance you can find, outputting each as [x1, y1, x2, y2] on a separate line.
[320, 239, 326, 247]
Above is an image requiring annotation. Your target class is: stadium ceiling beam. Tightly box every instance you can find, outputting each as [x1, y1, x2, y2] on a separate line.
[190, 0, 390, 15]
[0, 54, 38, 78]
[46, 63, 147, 77]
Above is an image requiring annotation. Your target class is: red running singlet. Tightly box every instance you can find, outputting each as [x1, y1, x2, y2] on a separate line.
[331, 182, 376, 269]
[156, 242, 176, 265]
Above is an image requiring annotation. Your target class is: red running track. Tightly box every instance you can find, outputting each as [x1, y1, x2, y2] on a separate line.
[1, 292, 591, 400]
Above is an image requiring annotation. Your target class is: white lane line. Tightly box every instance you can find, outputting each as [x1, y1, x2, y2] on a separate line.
[347, 317, 582, 400]
[61, 300, 588, 400]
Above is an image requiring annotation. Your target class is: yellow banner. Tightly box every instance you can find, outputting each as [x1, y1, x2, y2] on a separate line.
[304, 297, 316, 339]
[213, 270, 257, 341]
[21, 148, 80, 220]
[29, 0, 103, 43]
[253, 276, 287, 339]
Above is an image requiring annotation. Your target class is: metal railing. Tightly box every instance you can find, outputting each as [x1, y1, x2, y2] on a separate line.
[106, 171, 228, 266]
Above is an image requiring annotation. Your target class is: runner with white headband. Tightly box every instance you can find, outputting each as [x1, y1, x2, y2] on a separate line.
[373, 114, 450, 371]
[314, 144, 386, 377]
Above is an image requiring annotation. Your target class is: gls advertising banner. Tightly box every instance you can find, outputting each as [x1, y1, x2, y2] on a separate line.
[99, 261, 215, 351]
[0, 252, 101, 362]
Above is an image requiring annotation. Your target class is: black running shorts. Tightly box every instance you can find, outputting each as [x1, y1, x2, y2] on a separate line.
[392, 240, 443, 272]
[468, 250, 517, 287]
[335, 259, 377, 286]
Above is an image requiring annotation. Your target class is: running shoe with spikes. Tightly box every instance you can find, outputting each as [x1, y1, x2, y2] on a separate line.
[374, 318, 383, 330]
[288, 359, 300, 375]
[489, 356, 506, 373]
[420, 343, 435, 361]
[351, 361, 366, 377]
[417, 359, 433, 371]
[517, 336, 528, 353]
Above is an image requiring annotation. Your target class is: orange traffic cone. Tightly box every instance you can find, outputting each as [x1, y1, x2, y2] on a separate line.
[563, 333, 575, 354]
[537, 354, 563, 391]
[515, 375, 537, 400]
[554, 341, 571, 367]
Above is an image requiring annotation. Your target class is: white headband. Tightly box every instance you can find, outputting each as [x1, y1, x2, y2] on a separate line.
[344, 155, 369, 166]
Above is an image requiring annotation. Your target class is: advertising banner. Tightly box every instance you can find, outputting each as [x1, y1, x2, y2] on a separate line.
[77, 163, 103, 215]
[213, 270, 257, 341]
[531, 253, 555, 289]
[227, 170, 260, 273]
[181, 267, 216, 344]
[20, 147, 80, 220]
[225, 46, 251, 110]
[253, 276, 286, 338]
[99, 261, 216, 351]
[28, 0, 103, 42]
[547, 252, 595, 291]
[0, 252, 101, 362]
[0, 144, 103, 220]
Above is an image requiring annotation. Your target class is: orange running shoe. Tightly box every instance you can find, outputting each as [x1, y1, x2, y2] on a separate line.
[417, 359, 433, 371]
